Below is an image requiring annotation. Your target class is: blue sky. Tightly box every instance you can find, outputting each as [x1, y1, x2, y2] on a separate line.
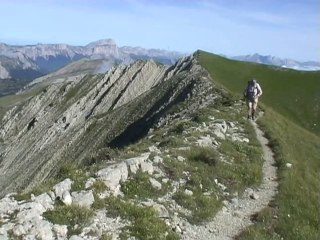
[0, 0, 319, 61]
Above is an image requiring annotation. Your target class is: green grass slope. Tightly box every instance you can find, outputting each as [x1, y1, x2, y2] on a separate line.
[197, 50, 320, 240]
[239, 109, 320, 240]
[196, 50, 320, 135]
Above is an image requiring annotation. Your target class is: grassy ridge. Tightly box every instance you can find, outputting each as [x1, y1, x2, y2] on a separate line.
[196, 50, 320, 135]
[197, 51, 320, 239]
[239, 109, 320, 239]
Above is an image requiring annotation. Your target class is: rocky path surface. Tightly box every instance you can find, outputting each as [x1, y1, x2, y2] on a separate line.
[181, 119, 278, 240]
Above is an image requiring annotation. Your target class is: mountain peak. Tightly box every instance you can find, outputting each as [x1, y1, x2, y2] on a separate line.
[86, 39, 117, 47]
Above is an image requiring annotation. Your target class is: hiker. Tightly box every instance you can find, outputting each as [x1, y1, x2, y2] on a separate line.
[243, 79, 262, 120]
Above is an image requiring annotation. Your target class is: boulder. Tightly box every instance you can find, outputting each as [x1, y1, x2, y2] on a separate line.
[184, 189, 193, 196]
[53, 224, 68, 239]
[85, 177, 96, 189]
[153, 156, 163, 164]
[72, 190, 95, 207]
[125, 153, 149, 174]
[149, 178, 162, 190]
[0, 197, 18, 215]
[61, 191, 72, 206]
[33, 193, 54, 211]
[53, 178, 73, 199]
[153, 204, 169, 218]
[148, 145, 161, 154]
[140, 162, 154, 174]
[96, 162, 128, 191]
[197, 136, 213, 147]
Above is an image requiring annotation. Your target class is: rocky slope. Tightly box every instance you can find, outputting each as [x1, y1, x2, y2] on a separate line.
[0, 92, 266, 240]
[0, 55, 213, 197]
[0, 53, 275, 240]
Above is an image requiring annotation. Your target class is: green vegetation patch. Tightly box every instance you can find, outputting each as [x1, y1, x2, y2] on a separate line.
[44, 205, 94, 236]
[56, 163, 88, 191]
[101, 196, 179, 240]
[173, 190, 221, 224]
[217, 138, 263, 192]
[121, 170, 170, 200]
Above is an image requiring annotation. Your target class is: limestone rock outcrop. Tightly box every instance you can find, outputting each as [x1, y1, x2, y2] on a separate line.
[0, 55, 214, 197]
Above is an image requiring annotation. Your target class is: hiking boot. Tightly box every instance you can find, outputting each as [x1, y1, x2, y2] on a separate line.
[247, 115, 251, 120]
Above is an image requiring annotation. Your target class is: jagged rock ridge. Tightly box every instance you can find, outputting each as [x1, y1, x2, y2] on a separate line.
[0, 55, 215, 197]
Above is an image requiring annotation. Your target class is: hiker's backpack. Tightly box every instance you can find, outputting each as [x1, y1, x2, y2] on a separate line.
[246, 81, 257, 100]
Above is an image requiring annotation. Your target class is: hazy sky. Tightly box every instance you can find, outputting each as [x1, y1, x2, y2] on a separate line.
[0, 0, 319, 61]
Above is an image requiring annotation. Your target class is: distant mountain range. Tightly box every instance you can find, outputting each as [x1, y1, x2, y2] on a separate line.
[1, 40, 319, 97]
[0, 39, 183, 95]
[0, 39, 183, 78]
[230, 53, 320, 71]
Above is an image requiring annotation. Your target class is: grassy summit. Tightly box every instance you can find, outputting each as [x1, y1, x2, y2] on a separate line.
[197, 50, 320, 240]
[196, 50, 320, 135]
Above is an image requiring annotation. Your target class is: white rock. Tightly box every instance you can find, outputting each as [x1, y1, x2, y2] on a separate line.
[148, 145, 161, 154]
[149, 178, 162, 190]
[174, 225, 182, 234]
[197, 136, 213, 147]
[153, 156, 163, 164]
[140, 162, 154, 174]
[184, 189, 193, 196]
[61, 191, 72, 206]
[33, 193, 54, 211]
[162, 178, 169, 184]
[53, 224, 68, 239]
[96, 162, 128, 191]
[18, 202, 46, 221]
[227, 121, 236, 128]
[29, 220, 53, 240]
[213, 128, 226, 140]
[53, 178, 73, 199]
[12, 224, 27, 236]
[213, 120, 228, 133]
[286, 163, 292, 168]
[85, 177, 96, 189]
[69, 236, 83, 240]
[0, 197, 18, 215]
[125, 153, 149, 174]
[250, 192, 259, 200]
[217, 182, 227, 191]
[0, 233, 8, 240]
[177, 156, 185, 162]
[72, 190, 95, 207]
[153, 204, 169, 218]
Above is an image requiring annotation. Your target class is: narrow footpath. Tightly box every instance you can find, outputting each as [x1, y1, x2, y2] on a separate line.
[182, 119, 279, 240]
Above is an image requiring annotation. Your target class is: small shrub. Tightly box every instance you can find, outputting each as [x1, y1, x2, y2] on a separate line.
[56, 163, 87, 191]
[104, 197, 178, 239]
[91, 180, 107, 193]
[171, 122, 185, 134]
[173, 190, 221, 224]
[44, 205, 94, 236]
[121, 170, 168, 200]
[100, 233, 113, 240]
[187, 146, 219, 166]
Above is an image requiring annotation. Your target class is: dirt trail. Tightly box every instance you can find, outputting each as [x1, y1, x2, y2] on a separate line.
[182, 120, 278, 240]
